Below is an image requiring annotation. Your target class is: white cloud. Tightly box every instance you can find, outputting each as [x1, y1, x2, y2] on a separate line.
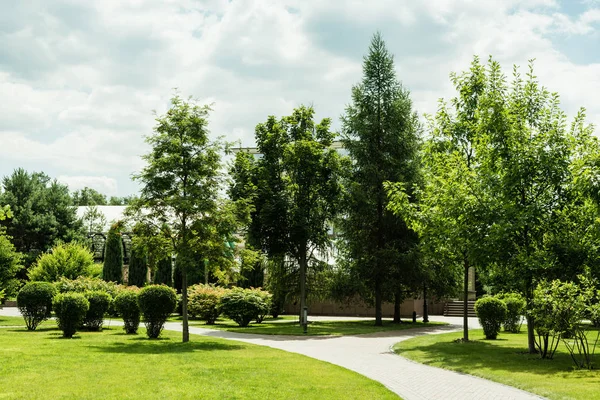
[57, 175, 118, 196]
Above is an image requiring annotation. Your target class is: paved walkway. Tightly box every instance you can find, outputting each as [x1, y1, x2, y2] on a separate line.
[1, 307, 543, 400]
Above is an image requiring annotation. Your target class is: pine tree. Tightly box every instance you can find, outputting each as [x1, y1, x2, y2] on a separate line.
[127, 248, 147, 287]
[102, 222, 123, 284]
[339, 32, 422, 326]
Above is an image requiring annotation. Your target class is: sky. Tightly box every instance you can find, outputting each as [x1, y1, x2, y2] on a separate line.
[1, 0, 599, 197]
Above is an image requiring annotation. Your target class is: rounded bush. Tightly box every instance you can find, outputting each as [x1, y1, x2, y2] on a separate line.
[475, 297, 507, 340]
[138, 285, 177, 338]
[53, 293, 90, 338]
[496, 292, 526, 333]
[28, 241, 95, 282]
[17, 282, 57, 330]
[188, 284, 227, 324]
[251, 288, 272, 323]
[114, 289, 140, 334]
[220, 287, 271, 327]
[82, 290, 112, 330]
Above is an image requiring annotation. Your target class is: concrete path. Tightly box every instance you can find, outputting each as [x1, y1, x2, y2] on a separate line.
[1, 307, 543, 400]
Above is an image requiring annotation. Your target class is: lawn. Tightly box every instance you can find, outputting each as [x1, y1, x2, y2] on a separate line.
[187, 315, 444, 336]
[393, 328, 600, 400]
[0, 321, 400, 400]
[0, 315, 55, 328]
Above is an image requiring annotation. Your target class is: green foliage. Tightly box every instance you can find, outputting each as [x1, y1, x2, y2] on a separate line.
[474, 297, 507, 340]
[496, 292, 526, 333]
[138, 285, 177, 338]
[187, 284, 228, 324]
[103, 221, 124, 284]
[54, 276, 120, 297]
[113, 289, 140, 334]
[53, 292, 90, 338]
[238, 248, 264, 289]
[220, 287, 271, 327]
[127, 247, 147, 287]
[131, 94, 228, 342]
[0, 231, 23, 297]
[251, 287, 272, 323]
[154, 256, 172, 286]
[82, 290, 112, 330]
[72, 187, 107, 206]
[339, 32, 422, 326]
[0, 169, 84, 268]
[16, 281, 57, 330]
[80, 205, 107, 234]
[28, 241, 95, 282]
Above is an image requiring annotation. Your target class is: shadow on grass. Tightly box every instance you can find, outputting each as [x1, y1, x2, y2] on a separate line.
[91, 338, 244, 354]
[398, 336, 577, 376]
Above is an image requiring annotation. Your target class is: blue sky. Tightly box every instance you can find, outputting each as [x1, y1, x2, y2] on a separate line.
[1, 0, 599, 196]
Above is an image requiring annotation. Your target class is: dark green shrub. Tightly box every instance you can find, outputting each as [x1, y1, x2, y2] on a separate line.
[82, 290, 112, 330]
[103, 222, 124, 284]
[28, 241, 95, 282]
[17, 282, 57, 330]
[53, 293, 90, 338]
[114, 289, 140, 334]
[251, 288, 272, 323]
[220, 287, 270, 327]
[188, 284, 228, 324]
[127, 247, 147, 287]
[474, 297, 507, 340]
[154, 256, 172, 286]
[496, 292, 526, 333]
[138, 285, 177, 338]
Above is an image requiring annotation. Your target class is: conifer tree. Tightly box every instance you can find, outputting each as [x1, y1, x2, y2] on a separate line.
[127, 247, 147, 287]
[103, 222, 124, 283]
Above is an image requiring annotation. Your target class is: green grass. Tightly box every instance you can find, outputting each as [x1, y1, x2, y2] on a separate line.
[0, 321, 400, 400]
[187, 316, 445, 336]
[0, 315, 54, 328]
[393, 329, 600, 400]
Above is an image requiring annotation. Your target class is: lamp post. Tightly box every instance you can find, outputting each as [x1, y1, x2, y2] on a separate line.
[302, 306, 308, 334]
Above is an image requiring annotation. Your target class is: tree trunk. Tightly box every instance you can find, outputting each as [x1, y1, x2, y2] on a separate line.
[463, 257, 469, 341]
[375, 279, 383, 326]
[423, 284, 429, 323]
[393, 291, 401, 324]
[182, 265, 189, 343]
[299, 246, 308, 332]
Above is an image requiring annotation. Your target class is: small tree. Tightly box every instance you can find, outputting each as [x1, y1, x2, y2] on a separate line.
[28, 241, 95, 282]
[53, 292, 90, 338]
[17, 282, 56, 330]
[474, 297, 507, 340]
[103, 222, 124, 283]
[138, 285, 177, 338]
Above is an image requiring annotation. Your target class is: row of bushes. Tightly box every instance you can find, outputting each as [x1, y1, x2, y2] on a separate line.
[16, 279, 177, 338]
[187, 285, 272, 327]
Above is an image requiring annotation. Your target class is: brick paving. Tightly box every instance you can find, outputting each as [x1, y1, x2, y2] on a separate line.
[1, 306, 544, 399]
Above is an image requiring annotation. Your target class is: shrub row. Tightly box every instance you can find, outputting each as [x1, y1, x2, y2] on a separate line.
[188, 285, 272, 327]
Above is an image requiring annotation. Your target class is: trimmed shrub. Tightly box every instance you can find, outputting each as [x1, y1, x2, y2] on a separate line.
[82, 290, 112, 330]
[127, 248, 147, 287]
[154, 256, 172, 286]
[28, 241, 95, 282]
[188, 284, 228, 324]
[138, 285, 177, 338]
[251, 288, 272, 323]
[103, 222, 124, 284]
[496, 292, 526, 333]
[55, 276, 120, 298]
[474, 297, 507, 340]
[17, 282, 57, 330]
[53, 293, 90, 338]
[220, 287, 270, 327]
[114, 289, 140, 334]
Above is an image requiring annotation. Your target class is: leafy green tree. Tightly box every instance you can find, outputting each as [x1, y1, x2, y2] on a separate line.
[338, 33, 421, 326]
[154, 256, 172, 286]
[0, 205, 23, 297]
[103, 222, 124, 283]
[127, 247, 147, 287]
[0, 169, 83, 268]
[129, 221, 171, 284]
[131, 94, 226, 343]
[108, 195, 137, 205]
[231, 106, 342, 329]
[72, 187, 107, 206]
[80, 205, 107, 234]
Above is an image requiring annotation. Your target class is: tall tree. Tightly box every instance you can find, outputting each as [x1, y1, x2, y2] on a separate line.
[0, 169, 83, 268]
[0, 206, 23, 297]
[154, 256, 173, 286]
[103, 221, 124, 283]
[72, 187, 107, 206]
[127, 247, 147, 287]
[338, 33, 421, 326]
[230, 106, 342, 329]
[80, 206, 107, 234]
[132, 94, 224, 343]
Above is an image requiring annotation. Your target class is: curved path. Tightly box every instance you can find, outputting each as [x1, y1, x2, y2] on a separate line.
[1, 307, 543, 399]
